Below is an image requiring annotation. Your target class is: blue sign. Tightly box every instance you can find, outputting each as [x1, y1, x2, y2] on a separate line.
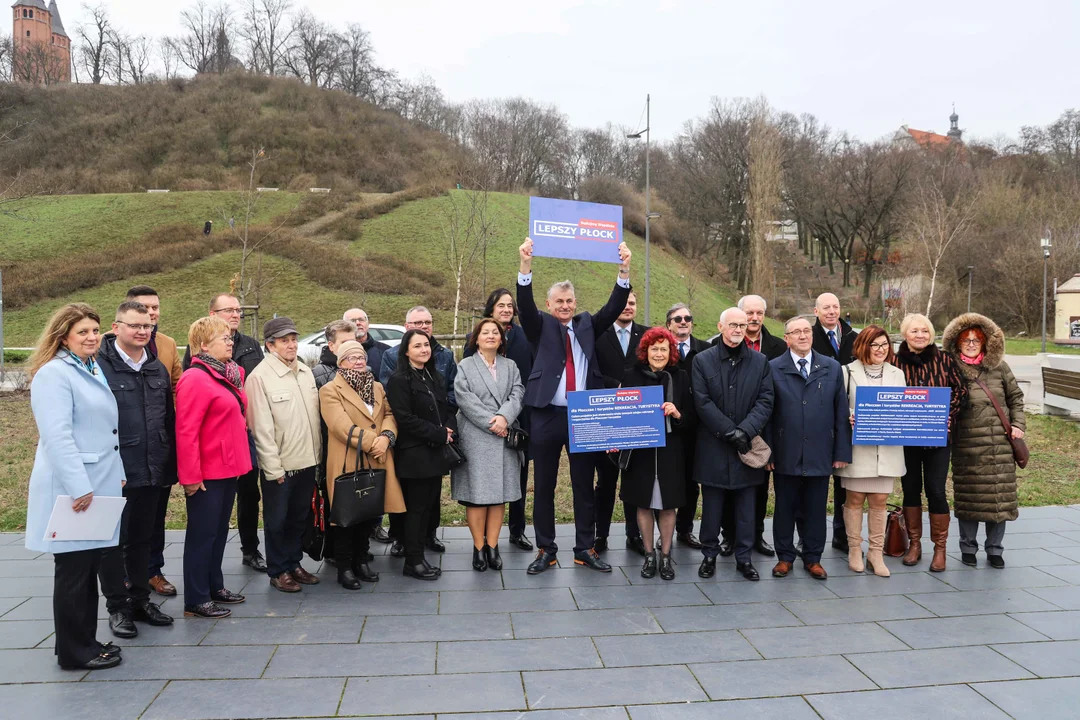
[853, 386, 951, 447]
[529, 196, 623, 264]
[568, 386, 667, 453]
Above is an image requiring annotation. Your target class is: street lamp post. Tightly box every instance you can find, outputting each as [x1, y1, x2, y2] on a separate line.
[1042, 235, 1052, 353]
[628, 95, 654, 323]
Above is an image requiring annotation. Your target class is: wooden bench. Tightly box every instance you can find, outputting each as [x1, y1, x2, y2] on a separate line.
[1042, 366, 1080, 416]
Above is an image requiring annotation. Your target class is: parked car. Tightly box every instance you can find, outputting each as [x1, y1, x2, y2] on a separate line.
[297, 323, 406, 366]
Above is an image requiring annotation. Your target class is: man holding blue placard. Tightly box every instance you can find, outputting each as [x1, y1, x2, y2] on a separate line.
[517, 237, 632, 575]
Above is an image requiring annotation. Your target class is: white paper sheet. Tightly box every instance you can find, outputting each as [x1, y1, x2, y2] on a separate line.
[43, 495, 127, 542]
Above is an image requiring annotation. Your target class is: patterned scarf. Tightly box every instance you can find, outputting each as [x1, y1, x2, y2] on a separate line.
[196, 352, 243, 390]
[338, 366, 375, 406]
[959, 352, 985, 366]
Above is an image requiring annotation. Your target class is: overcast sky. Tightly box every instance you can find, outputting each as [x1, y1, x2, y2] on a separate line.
[62, 0, 1080, 143]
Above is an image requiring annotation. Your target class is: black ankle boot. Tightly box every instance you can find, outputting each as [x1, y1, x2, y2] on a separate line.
[641, 550, 658, 579]
[472, 547, 488, 571]
[354, 563, 379, 583]
[337, 568, 362, 590]
[658, 553, 675, 581]
[484, 544, 503, 571]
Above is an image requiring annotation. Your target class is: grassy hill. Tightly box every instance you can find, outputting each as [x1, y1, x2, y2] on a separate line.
[2, 189, 752, 346]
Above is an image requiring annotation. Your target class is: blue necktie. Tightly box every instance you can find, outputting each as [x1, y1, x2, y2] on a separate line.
[828, 330, 839, 354]
[618, 328, 629, 355]
[679, 342, 688, 359]
[798, 358, 808, 379]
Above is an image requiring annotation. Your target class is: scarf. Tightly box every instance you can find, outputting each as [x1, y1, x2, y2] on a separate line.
[197, 352, 243, 390]
[338, 366, 375, 406]
[638, 363, 674, 433]
[959, 352, 985, 366]
[897, 341, 937, 366]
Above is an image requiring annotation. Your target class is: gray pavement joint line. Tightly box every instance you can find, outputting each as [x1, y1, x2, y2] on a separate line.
[735, 627, 768, 661]
[898, 584, 948, 617]
[1015, 587, 1069, 610]
[589, 634, 604, 669]
[967, 677, 1032, 718]
[869, 618, 917, 651]
[837, 651, 885, 692]
[1007, 611, 1071, 640]
[1045, 547, 1080, 564]
[984, 641, 1049, 679]
[0, 597, 31, 619]
[135, 679, 169, 720]
[334, 667, 347, 718]
[259, 643, 280, 679]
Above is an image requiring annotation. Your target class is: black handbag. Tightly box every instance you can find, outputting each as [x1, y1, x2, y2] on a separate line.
[425, 381, 466, 470]
[302, 468, 330, 561]
[330, 427, 387, 528]
[504, 425, 529, 451]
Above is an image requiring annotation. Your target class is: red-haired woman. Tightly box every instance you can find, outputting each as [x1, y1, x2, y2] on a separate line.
[618, 327, 696, 580]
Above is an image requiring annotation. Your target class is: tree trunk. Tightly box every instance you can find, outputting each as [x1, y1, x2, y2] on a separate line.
[453, 263, 463, 339]
[862, 260, 874, 298]
[925, 265, 938, 317]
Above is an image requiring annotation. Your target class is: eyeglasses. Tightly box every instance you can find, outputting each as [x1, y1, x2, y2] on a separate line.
[345, 316, 367, 325]
[960, 338, 982, 347]
[670, 315, 693, 324]
[408, 320, 434, 327]
[341, 355, 366, 365]
[116, 321, 154, 332]
[214, 335, 234, 345]
[212, 307, 243, 315]
[785, 328, 813, 337]
[726, 323, 748, 331]
[869, 342, 891, 350]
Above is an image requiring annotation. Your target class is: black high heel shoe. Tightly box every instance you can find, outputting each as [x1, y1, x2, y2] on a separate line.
[484, 544, 503, 571]
[472, 547, 488, 572]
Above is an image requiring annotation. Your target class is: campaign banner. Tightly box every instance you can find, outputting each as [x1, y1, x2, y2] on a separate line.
[853, 386, 951, 447]
[529, 196, 623, 264]
[567, 386, 667, 453]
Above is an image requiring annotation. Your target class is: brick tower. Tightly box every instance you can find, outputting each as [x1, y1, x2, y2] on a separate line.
[12, 0, 71, 84]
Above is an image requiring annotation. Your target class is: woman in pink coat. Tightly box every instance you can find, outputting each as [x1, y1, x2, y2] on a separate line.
[175, 316, 253, 619]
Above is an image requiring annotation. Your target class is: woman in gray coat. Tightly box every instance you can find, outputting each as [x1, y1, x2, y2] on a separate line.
[451, 318, 525, 571]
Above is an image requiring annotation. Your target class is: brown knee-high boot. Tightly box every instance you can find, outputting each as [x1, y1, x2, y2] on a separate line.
[902, 507, 923, 566]
[866, 507, 891, 577]
[929, 513, 950, 572]
[843, 505, 864, 573]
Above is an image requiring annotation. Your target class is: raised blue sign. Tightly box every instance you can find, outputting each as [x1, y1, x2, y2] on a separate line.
[529, 196, 623, 264]
[567, 386, 667, 453]
[853, 386, 951, 447]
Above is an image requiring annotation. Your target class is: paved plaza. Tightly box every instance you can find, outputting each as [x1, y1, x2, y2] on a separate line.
[2, 508, 1080, 719]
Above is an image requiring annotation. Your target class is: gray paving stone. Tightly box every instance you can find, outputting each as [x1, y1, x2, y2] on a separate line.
[0, 595, 109, 621]
[373, 568, 505, 592]
[783, 594, 935, 625]
[1007, 517, 1080, 533]
[0, 534, 26, 545]
[264, 641, 436, 678]
[845, 645, 1034, 688]
[1011, 610, 1080, 640]
[437, 637, 602, 673]
[823, 571, 954, 597]
[0, 648, 86, 683]
[0, 679, 165, 720]
[96, 617, 214, 646]
[201, 615, 361, 645]
[341, 672, 526, 715]
[880, 613, 1049, 648]
[1039, 563, 1080, 582]
[651, 602, 801, 633]
[204, 592, 302, 618]
[0, 618, 53, 649]
[524, 666, 708, 709]
[438, 588, 576, 614]
[84, 645, 274, 680]
[1026, 585, 1080, 610]
[0, 597, 30, 618]
[992, 640, 1080, 677]
[1054, 530, 1080, 543]
[502, 568, 631, 589]
[972, 677, 1080, 720]
[742, 621, 907, 658]
[698, 578, 839, 604]
[570, 583, 711, 609]
[0, 546, 46, 561]
[0, 577, 54, 596]
[994, 532, 1080, 549]
[512, 607, 661, 638]
[444, 709, 628, 720]
[593, 629, 759, 667]
[949, 548, 1077, 567]
[142, 678, 344, 720]
[934, 566, 1068, 591]
[906, 588, 1059, 616]
[628, 697, 820, 720]
[298, 590, 438, 616]
[807, 684, 1011, 719]
[362, 612, 512, 642]
[690, 654, 876, 699]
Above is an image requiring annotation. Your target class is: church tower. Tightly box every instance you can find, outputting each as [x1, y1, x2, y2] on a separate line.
[11, 0, 71, 84]
[947, 105, 963, 142]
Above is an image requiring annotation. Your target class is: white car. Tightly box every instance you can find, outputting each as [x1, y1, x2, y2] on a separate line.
[297, 323, 407, 366]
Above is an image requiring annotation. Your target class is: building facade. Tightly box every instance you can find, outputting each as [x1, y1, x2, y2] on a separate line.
[12, 0, 70, 84]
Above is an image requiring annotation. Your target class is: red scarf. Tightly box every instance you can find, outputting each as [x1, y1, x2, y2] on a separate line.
[959, 352, 984, 366]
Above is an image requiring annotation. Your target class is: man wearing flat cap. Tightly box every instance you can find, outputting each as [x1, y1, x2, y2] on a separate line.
[245, 317, 323, 593]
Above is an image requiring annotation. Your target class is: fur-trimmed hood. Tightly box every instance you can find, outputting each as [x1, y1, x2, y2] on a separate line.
[942, 312, 1005, 379]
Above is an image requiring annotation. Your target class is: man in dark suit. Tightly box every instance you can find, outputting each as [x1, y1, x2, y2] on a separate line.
[767, 316, 852, 581]
[666, 303, 710, 548]
[517, 237, 632, 574]
[593, 291, 647, 554]
[810, 292, 858, 552]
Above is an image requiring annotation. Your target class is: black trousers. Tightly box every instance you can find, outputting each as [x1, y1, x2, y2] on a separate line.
[531, 405, 600, 554]
[773, 474, 829, 564]
[236, 467, 262, 555]
[401, 476, 442, 565]
[99, 485, 158, 613]
[831, 476, 847, 534]
[701, 485, 755, 564]
[53, 548, 103, 668]
[388, 492, 441, 541]
[902, 445, 952, 514]
[148, 484, 172, 578]
[675, 443, 700, 535]
[183, 477, 237, 607]
[507, 461, 531, 538]
[593, 456, 639, 539]
[333, 519, 376, 569]
[722, 475, 771, 542]
[262, 466, 317, 578]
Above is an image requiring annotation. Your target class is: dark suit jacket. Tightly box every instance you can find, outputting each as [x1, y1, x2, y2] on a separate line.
[596, 322, 647, 388]
[765, 352, 852, 477]
[748, 325, 788, 361]
[812, 318, 857, 366]
[517, 279, 631, 408]
[673, 335, 712, 377]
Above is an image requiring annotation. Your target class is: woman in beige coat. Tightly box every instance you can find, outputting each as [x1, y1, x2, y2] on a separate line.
[836, 325, 907, 577]
[319, 340, 405, 590]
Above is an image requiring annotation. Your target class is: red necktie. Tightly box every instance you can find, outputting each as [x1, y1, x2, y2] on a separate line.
[565, 330, 577, 393]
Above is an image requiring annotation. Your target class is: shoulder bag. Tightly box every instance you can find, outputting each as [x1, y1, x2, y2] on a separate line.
[973, 377, 1029, 469]
[330, 426, 387, 527]
[424, 379, 466, 470]
[884, 503, 909, 557]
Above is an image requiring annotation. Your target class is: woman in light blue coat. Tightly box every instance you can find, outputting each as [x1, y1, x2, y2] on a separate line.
[26, 303, 126, 671]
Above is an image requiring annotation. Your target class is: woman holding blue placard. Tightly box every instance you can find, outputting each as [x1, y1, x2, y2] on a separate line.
[836, 325, 906, 578]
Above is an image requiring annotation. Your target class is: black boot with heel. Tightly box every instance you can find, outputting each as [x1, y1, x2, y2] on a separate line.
[472, 547, 488, 572]
[484, 544, 503, 571]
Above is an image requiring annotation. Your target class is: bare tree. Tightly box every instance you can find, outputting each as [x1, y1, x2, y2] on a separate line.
[438, 187, 494, 338]
[283, 11, 340, 88]
[0, 37, 13, 82]
[171, 1, 231, 75]
[335, 23, 391, 101]
[76, 2, 112, 84]
[123, 35, 153, 84]
[12, 41, 68, 85]
[158, 36, 178, 80]
[746, 100, 784, 296]
[239, 0, 292, 75]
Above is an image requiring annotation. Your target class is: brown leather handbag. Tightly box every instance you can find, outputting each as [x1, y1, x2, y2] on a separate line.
[973, 377, 1029, 469]
[884, 504, 908, 557]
